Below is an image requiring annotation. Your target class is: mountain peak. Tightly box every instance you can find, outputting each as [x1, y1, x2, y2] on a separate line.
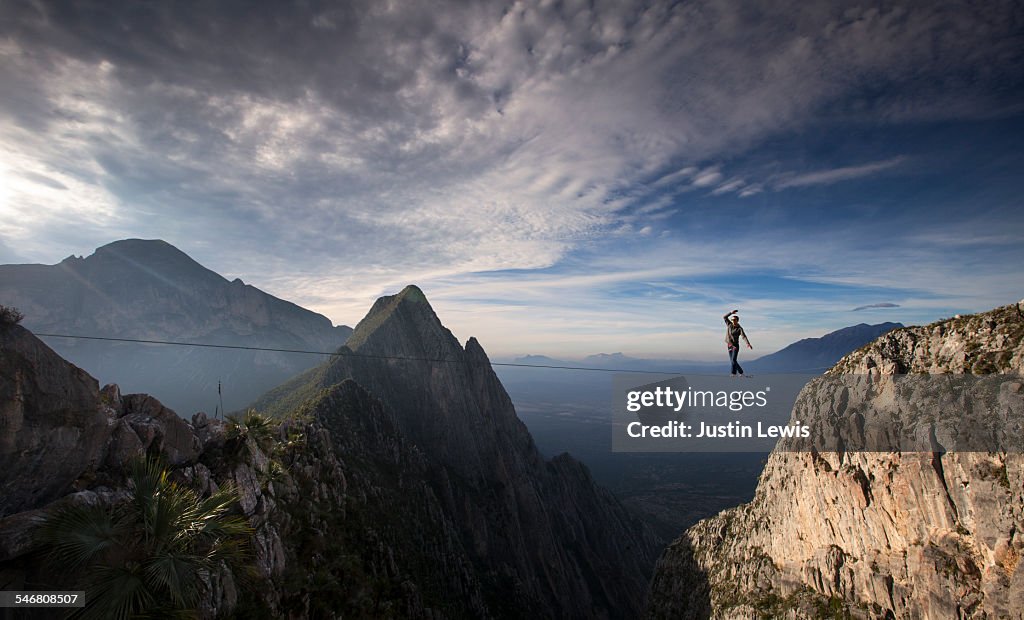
[81, 238, 224, 286]
[397, 284, 427, 302]
[93, 238, 190, 261]
[255, 286, 661, 618]
[98, 237, 173, 250]
[344, 285, 453, 353]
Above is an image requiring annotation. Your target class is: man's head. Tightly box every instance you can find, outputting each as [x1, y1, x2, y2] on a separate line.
[731, 315, 740, 323]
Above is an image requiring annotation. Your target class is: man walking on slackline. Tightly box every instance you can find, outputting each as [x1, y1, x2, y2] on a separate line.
[723, 309, 753, 376]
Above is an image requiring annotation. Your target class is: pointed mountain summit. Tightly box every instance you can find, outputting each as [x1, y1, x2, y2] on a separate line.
[344, 284, 454, 354]
[0, 239, 352, 415]
[257, 286, 661, 618]
[278, 284, 544, 484]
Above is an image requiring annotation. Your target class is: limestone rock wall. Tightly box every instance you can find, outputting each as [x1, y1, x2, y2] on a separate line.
[648, 301, 1024, 619]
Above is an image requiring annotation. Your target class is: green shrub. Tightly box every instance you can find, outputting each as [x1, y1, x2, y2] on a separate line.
[0, 304, 24, 325]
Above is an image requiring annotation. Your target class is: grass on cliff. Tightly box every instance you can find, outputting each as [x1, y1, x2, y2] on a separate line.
[252, 362, 329, 419]
[225, 409, 276, 453]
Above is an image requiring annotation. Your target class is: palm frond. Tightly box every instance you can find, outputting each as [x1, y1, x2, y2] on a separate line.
[36, 504, 130, 572]
[78, 564, 154, 620]
[145, 552, 202, 608]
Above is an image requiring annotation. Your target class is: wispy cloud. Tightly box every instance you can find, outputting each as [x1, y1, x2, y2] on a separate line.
[852, 302, 900, 311]
[652, 166, 697, 188]
[711, 178, 746, 195]
[691, 168, 723, 188]
[738, 184, 763, 198]
[704, 157, 907, 198]
[775, 157, 907, 189]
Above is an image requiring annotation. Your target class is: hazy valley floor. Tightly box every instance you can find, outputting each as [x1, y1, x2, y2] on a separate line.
[498, 369, 767, 540]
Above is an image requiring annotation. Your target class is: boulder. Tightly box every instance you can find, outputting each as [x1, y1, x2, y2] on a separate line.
[122, 393, 200, 465]
[0, 324, 114, 517]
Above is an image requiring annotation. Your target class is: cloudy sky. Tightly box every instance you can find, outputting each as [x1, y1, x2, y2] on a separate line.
[1, 0, 1022, 358]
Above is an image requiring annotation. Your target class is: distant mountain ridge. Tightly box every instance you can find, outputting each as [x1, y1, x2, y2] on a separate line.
[508, 322, 903, 375]
[0, 239, 352, 415]
[746, 321, 903, 372]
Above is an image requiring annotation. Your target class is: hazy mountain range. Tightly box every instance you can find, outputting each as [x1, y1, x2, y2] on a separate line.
[0, 239, 352, 415]
[1, 239, 900, 419]
[505, 320, 904, 375]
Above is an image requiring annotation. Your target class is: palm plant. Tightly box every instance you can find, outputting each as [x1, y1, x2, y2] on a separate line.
[225, 409, 276, 454]
[37, 458, 252, 619]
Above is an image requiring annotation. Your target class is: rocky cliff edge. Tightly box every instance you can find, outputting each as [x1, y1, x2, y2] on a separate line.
[647, 301, 1024, 619]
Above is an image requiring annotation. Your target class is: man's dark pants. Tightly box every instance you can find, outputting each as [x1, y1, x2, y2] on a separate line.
[728, 345, 744, 375]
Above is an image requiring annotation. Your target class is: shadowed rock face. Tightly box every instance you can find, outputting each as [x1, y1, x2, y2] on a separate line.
[0, 323, 490, 616]
[647, 302, 1024, 619]
[0, 323, 113, 518]
[2, 290, 659, 618]
[258, 285, 662, 618]
[0, 239, 352, 415]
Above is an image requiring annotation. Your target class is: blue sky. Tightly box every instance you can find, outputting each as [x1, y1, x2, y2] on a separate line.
[0, 0, 1022, 358]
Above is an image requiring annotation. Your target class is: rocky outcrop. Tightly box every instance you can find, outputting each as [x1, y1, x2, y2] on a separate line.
[647, 301, 1024, 619]
[0, 321, 486, 616]
[258, 285, 662, 618]
[0, 239, 352, 415]
[0, 323, 113, 517]
[2, 290, 659, 618]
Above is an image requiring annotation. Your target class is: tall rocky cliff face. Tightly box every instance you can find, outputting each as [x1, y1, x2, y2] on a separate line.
[0, 322, 113, 516]
[0, 239, 352, 415]
[647, 302, 1024, 619]
[257, 285, 662, 618]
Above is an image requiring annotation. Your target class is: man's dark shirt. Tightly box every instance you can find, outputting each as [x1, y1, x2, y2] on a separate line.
[724, 317, 749, 348]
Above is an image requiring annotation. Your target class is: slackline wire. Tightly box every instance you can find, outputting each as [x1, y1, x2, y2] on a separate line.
[33, 332, 832, 376]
